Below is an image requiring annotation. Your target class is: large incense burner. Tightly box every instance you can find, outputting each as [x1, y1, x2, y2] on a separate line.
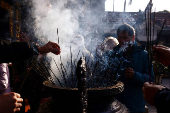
[37, 57, 129, 113]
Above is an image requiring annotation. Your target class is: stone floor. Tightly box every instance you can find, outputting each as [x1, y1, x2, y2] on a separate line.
[146, 77, 170, 113]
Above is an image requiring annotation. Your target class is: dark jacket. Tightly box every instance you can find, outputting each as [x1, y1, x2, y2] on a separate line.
[113, 41, 154, 112]
[154, 88, 170, 113]
[0, 40, 36, 63]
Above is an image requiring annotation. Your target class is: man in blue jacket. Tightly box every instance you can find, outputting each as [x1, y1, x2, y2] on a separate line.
[112, 23, 154, 113]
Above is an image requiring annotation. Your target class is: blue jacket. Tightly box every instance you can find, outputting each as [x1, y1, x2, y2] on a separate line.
[113, 42, 154, 112]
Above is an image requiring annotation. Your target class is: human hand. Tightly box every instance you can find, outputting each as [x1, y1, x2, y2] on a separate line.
[142, 82, 165, 106]
[38, 41, 61, 55]
[153, 45, 170, 66]
[0, 92, 23, 113]
[125, 68, 134, 78]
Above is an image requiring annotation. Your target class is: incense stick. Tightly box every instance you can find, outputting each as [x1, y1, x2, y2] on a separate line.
[156, 18, 167, 46]
[19, 55, 38, 93]
[57, 28, 59, 44]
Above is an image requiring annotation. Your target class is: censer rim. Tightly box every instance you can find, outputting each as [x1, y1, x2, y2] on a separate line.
[43, 81, 124, 91]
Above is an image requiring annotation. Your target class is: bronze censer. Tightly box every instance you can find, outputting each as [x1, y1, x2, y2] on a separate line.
[37, 57, 129, 113]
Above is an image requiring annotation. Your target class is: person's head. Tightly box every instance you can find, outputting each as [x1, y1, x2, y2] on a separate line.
[117, 23, 135, 46]
[104, 37, 119, 50]
[70, 35, 86, 51]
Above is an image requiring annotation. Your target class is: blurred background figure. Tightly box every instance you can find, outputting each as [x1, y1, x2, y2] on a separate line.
[71, 35, 94, 62]
[96, 36, 119, 56]
[104, 37, 119, 51]
[70, 35, 94, 78]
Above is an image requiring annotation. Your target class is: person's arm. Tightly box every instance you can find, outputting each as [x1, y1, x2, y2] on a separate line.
[0, 40, 35, 63]
[131, 68, 154, 86]
[0, 92, 23, 113]
[142, 82, 170, 112]
[38, 41, 60, 55]
[0, 40, 60, 63]
[128, 53, 154, 85]
[154, 88, 170, 113]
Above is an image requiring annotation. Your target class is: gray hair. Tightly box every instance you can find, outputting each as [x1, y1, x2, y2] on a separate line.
[117, 23, 135, 37]
[104, 37, 119, 46]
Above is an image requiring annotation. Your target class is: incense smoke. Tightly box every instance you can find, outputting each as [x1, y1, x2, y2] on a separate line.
[21, 0, 106, 86]
[22, 0, 137, 87]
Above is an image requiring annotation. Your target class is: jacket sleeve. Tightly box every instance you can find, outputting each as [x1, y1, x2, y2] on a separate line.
[130, 52, 154, 86]
[0, 40, 36, 63]
[0, 64, 8, 93]
[154, 88, 170, 113]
